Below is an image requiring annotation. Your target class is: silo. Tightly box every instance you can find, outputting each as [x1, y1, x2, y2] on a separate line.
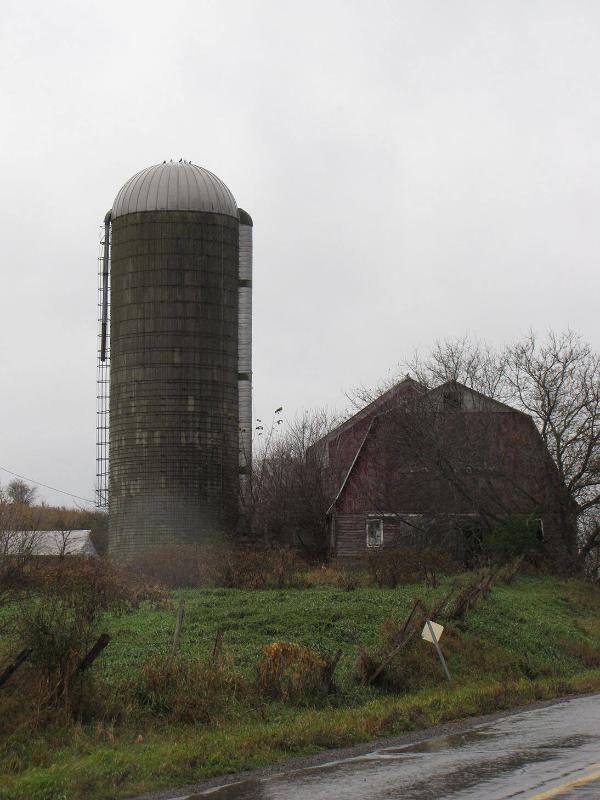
[102, 160, 252, 558]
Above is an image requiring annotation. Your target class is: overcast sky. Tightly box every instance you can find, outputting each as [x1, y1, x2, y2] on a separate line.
[1, 0, 599, 506]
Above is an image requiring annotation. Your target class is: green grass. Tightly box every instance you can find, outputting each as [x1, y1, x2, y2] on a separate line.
[103, 582, 445, 692]
[2, 576, 600, 800]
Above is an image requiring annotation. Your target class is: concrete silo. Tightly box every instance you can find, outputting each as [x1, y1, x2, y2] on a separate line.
[98, 161, 252, 559]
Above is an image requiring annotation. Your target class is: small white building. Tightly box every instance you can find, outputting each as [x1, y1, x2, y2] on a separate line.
[2, 530, 98, 558]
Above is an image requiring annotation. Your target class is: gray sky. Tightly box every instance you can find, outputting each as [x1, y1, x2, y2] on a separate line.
[1, 0, 599, 506]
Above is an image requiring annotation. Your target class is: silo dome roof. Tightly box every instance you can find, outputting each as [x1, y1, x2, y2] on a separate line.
[111, 161, 237, 220]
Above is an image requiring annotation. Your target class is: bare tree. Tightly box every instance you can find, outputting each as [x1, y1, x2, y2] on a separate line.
[407, 335, 510, 401]
[250, 408, 340, 559]
[505, 332, 600, 528]
[6, 479, 37, 506]
[414, 332, 600, 558]
[365, 330, 600, 564]
[0, 498, 39, 607]
[55, 529, 76, 558]
[349, 336, 509, 409]
[578, 508, 600, 577]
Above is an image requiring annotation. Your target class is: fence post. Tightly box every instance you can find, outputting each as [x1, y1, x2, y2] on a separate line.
[0, 647, 33, 689]
[77, 634, 111, 673]
[171, 598, 186, 656]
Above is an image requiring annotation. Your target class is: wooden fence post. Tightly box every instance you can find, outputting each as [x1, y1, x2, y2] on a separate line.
[0, 647, 33, 689]
[171, 598, 186, 656]
[212, 626, 224, 661]
[77, 634, 111, 673]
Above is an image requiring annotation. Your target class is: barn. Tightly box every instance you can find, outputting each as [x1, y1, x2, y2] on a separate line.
[310, 379, 570, 565]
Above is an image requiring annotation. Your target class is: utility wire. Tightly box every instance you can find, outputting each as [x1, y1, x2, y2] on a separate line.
[0, 465, 96, 506]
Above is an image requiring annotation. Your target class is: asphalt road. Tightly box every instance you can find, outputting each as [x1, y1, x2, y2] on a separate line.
[164, 693, 600, 800]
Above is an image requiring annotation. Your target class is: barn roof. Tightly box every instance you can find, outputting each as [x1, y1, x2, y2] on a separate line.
[313, 376, 427, 454]
[321, 380, 531, 514]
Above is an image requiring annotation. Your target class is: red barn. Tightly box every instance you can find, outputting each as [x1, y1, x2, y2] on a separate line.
[310, 379, 571, 565]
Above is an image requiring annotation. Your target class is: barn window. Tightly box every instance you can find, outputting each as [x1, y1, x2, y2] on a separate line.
[526, 517, 545, 542]
[366, 518, 383, 548]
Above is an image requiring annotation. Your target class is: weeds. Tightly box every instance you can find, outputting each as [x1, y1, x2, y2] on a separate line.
[137, 654, 244, 723]
[356, 598, 430, 687]
[131, 543, 308, 589]
[1, 558, 165, 722]
[355, 566, 514, 688]
[302, 566, 361, 590]
[557, 637, 600, 668]
[256, 642, 341, 704]
[366, 547, 460, 588]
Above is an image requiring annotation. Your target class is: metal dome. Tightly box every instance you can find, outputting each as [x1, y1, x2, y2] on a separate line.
[111, 161, 238, 219]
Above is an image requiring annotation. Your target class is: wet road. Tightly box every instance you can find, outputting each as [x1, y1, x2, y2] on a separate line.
[175, 694, 600, 800]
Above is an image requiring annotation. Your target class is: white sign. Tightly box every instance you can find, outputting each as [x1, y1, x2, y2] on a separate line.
[422, 620, 444, 643]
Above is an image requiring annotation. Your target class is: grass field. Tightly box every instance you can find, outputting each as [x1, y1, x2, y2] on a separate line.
[2, 575, 600, 800]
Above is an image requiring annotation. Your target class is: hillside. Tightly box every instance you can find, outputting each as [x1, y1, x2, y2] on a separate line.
[1, 575, 600, 800]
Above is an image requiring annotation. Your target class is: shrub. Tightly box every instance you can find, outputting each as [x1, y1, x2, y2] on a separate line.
[356, 615, 456, 692]
[223, 546, 309, 589]
[484, 515, 543, 562]
[557, 637, 600, 668]
[256, 641, 340, 704]
[367, 550, 409, 588]
[366, 547, 459, 588]
[6, 558, 165, 717]
[131, 543, 308, 589]
[372, 638, 447, 692]
[27, 556, 165, 608]
[136, 654, 244, 723]
[497, 555, 524, 585]
[303, 566, 361, 590]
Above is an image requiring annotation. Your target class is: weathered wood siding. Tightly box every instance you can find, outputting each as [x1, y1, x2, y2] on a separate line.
[332, 508, 560, 564]
[333, 512, 455, 560]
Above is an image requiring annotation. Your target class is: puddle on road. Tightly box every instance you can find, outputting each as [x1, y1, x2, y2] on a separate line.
[189, 778, 264, 800]
[377, 727, 497, 756]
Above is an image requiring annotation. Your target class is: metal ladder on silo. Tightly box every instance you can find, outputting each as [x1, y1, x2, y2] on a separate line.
[96, 217, 110, 508]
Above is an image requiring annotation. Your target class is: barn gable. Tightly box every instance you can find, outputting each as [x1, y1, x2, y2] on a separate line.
[309, 377, 427, 499]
